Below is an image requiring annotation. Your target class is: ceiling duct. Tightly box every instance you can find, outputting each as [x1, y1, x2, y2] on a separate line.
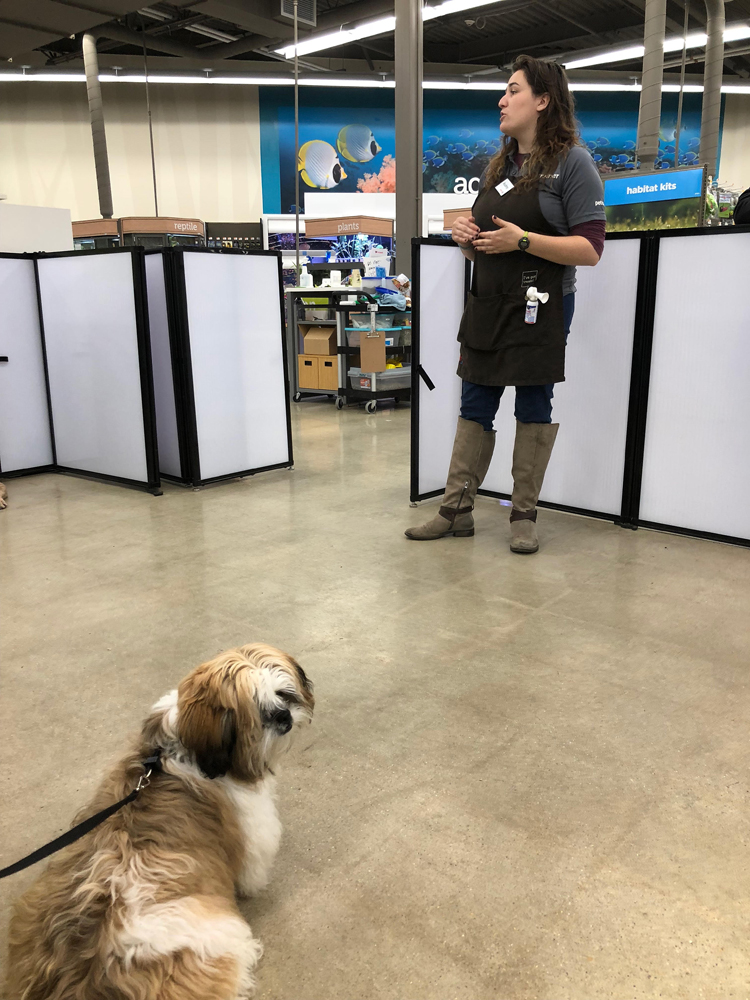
[280, 0, 317, 29]
[700, 0, 725, 180]
[82, 33, 113, 220]
[636, 0, 667, 168]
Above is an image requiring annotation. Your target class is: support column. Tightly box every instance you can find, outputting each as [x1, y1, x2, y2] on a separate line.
[636, 0, 667, 169]
[394, 0, 422, 277]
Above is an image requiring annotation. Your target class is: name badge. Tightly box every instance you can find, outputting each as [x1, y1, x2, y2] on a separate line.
[495, 178, 514, 197]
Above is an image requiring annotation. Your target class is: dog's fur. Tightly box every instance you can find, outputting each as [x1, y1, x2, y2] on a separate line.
[0, 482, 7, 509]
[4, 643, 314, 1000]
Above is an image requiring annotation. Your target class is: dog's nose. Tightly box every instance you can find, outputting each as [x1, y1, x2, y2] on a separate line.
[272, 708, 293, 733]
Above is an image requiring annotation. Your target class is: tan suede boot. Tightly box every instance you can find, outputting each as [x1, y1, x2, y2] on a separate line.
[509, 420, 559, 554]
[405, 418, 495, 540]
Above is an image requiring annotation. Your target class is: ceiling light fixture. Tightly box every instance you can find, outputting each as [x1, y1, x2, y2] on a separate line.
[276, 15, 395, 58]
[1, 73, 748, 95]
[184, 24, 241, 43]
[564, 22, 750, 69]
[276, 0, 512, 58]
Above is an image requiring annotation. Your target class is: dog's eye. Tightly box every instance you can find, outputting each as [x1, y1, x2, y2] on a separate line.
[275, 690, 300, 705]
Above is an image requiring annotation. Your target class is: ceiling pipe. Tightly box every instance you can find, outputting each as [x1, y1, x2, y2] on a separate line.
[81, 33, 113, 219]
[90, 23, 201, 59]
[700, 0, 725, 179]
[635, 0, 667, 168]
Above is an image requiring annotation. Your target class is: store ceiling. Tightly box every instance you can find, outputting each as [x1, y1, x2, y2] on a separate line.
[2, 0, 750, 79]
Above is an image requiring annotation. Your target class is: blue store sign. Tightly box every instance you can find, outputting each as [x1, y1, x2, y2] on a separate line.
[604, 167, 704, 207]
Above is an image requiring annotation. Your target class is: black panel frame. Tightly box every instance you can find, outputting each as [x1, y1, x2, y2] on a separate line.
[33, 245, 162, 495]
[1, 247, 162, 494]
[161, 245, 294, 488]
[409, 237, 471, 504]
[0, 252, 54, 477]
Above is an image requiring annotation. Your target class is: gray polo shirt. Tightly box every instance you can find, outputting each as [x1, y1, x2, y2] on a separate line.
[502, 146, 606, 295]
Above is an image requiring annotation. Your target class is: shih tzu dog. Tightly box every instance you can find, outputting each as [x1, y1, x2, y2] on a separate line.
[4, 643, 314, 1000]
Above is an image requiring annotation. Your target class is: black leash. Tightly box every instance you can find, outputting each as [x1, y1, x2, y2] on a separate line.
[0, 752, 162, 880]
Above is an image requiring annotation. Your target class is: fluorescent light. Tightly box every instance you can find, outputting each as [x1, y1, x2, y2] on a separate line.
[663, 31, 707, 52]
[207, 76, 292, 85]
[0, 72, 87, 81]
[423, 80, 506, 90]
[184, 24, 240, 43]
[299, 77, 394, 87]
[99, 74, 146, 82]
[564, 22, 750, 69]
[145, 75, 216, 83]
[568, 82, 641, 91]
[423, 0, 509, 19]
[278, 0, 512, 57]
[724, 24, 750, 43]
[276, 15, 395, 58]
[661, 83, 704, 92]
[565, 45, 644, 70]
[1, 73, 747, 94]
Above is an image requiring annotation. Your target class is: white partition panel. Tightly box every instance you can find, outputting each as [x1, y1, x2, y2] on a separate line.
[481, 238, 640, 515]
[0, 257, 53, 472]
[639, 232, 750, 540]
[182, 252, 290, 481]
[415, 243, 466, 496]
[37, 253, 152, 484]
[145, 253, 182, 479]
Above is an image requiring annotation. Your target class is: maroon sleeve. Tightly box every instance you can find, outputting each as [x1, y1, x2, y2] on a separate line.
[570, 219, 605, 259]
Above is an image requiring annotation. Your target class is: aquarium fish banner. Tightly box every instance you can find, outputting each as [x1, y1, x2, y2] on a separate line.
[258, 89, 712, 215]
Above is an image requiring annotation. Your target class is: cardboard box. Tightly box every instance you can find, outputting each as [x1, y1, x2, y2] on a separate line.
[298, 356, 319, 388]
[443, 207, 473, 231]
[317, 357, 338, 391]
[301, 325, 337, 355]
[304, 215, 394, 238]
[298, 355, 338, 391]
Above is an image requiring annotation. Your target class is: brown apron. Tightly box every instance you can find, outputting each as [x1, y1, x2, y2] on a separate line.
[457, 175, 566, 386]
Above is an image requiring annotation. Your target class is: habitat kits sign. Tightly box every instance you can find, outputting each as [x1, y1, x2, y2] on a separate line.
[603, 167, 706, 231]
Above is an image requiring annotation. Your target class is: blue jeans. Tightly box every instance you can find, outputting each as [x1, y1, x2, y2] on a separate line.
[460, 293, 575, 429]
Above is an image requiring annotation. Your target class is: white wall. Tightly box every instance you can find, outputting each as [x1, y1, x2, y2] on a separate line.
[0, 203, 73, 252]
[0, 82, 263, 222]
[719, 93, 750, 192]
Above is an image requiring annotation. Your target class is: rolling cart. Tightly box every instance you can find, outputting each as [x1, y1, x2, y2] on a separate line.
[285, 286, 353, 403]
[334, 299, 411, 413]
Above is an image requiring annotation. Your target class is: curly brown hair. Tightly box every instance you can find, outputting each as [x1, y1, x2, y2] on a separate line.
[484, 54, 580, 193]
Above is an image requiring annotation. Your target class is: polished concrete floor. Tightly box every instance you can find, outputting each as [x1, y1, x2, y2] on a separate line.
[2, 401, 750, 999]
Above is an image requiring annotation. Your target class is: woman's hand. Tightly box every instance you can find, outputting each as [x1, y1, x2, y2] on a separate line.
[452, 215, 479, 246]
[472, 216, 524, 254]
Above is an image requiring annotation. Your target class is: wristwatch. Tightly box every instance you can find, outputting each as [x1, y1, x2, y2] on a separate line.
[518, 231, 531, 252]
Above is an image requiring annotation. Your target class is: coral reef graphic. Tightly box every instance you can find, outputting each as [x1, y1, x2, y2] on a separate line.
[357, 154, 396, 193]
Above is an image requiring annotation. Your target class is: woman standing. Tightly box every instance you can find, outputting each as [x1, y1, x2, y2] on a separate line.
[406, 55, 605, 553]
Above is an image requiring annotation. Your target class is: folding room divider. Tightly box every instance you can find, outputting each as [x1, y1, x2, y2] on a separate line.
[146, 248, 293, 487]
[0, 246, 292, 494]
[411, 226, 750, 547]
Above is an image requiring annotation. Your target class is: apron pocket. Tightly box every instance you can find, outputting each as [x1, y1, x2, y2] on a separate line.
[458, 290, 527, 352]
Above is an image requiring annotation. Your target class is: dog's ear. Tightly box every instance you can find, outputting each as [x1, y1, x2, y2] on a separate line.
[178, 698, 238, 779]
[178, 662, 265, 782]
[290, 657, 314, 704]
